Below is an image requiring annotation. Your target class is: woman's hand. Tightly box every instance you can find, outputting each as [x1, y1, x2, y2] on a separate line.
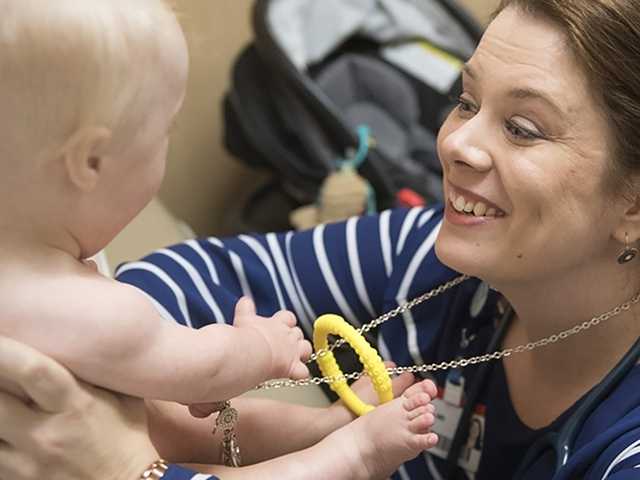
[0, 336, 159, 480]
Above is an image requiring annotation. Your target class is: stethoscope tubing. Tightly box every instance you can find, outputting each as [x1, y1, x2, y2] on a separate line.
[512, 334, 640, 476]
[442, 300, 640, 478]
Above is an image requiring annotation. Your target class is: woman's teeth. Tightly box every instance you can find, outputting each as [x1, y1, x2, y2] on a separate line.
[450, 193, 503, 218]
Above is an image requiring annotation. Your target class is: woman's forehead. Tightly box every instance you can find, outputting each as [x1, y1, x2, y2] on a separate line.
[467, 8, 590, 119]
[472, 8, 572, 78]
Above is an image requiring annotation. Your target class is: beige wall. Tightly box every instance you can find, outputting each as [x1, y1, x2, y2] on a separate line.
[462, 0, 500, 24]
[161, 0, 260, 236]
[163, 0, 499, 236]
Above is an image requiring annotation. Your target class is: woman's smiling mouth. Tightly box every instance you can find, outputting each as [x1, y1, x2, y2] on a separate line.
[446, 186, 507, 219]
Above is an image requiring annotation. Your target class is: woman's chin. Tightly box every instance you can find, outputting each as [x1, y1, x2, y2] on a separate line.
[434, 235, 488, 279]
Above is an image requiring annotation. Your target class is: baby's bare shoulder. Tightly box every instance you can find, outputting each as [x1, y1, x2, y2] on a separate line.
[0, 267, 74, 330]
[0, 261, 176, 391]
[0, 266, 153, 341]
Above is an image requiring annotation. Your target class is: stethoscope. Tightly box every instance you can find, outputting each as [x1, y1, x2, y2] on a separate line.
[514, 335, 640, 477]
[441, 294, 640, 478]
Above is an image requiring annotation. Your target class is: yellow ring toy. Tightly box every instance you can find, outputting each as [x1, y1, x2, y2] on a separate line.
[313, 314, 393, 416]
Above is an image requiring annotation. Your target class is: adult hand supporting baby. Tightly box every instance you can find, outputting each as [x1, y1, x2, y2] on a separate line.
[0, 336, 158, 480]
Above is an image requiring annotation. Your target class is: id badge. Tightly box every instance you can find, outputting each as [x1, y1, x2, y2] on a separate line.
[429, 373, 485, 477]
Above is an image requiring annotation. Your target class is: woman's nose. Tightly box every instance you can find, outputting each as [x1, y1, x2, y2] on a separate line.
[441, 119, 493, 173]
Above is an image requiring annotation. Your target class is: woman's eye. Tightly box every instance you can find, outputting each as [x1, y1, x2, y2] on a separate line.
[451, 95, 546, 143]
[455, 96, 478, 116]
[505, 121, 543, 141]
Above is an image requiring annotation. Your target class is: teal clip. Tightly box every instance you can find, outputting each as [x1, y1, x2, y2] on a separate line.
[336, 125, 376, 214]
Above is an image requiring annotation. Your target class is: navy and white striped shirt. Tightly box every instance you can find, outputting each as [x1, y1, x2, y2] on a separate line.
[117, 206, 640, 480]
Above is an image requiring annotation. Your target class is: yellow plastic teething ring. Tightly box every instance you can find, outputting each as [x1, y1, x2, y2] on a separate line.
[313, 314, 393, 416]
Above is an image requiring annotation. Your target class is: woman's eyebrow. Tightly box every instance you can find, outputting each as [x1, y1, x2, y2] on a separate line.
[463, 62, 566, 117]
[507, 87, 566, 117]
[462, 62, 476, 79]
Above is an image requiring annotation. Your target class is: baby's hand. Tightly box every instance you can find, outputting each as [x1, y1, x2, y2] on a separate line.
[188, 401, 227, 418]
[233, 297, 312, 380]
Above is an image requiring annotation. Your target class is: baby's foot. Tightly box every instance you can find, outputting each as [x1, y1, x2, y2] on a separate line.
[329, 362, 415, 420]
[326, 379, 438, 480]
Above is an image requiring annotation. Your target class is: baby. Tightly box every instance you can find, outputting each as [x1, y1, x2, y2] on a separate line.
[0, 1, 438, 478]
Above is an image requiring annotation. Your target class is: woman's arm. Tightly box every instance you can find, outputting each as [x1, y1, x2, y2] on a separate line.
[146, 363, 416, 465]
[147, 397, 342, 465]
[115, 207, 456, 376]
[115, 209, 431, 333]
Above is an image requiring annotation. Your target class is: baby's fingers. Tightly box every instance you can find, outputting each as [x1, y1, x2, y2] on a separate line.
[290, 326, 304, 340]
[274, 310, 297, 327]
[289, 361, 310, 380]
[188, 402, 226, 419]
[233, 297, 256, 325]
[299, 338, 312, 362]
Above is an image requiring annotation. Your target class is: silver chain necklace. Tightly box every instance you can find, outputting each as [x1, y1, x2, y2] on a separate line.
[255, 275, 640, 390]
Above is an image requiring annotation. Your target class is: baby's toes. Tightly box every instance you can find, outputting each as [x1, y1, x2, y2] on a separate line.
[407, 405, 434, 421]
[403, 391, 432, 411]
[407, 431, 439, 453]
[409, 410, 435, 434]
[402, 379, 437, 400]
[290, 362, 310, 380]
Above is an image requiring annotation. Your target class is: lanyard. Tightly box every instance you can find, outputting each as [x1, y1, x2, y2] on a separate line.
[444, 303, 514, 477]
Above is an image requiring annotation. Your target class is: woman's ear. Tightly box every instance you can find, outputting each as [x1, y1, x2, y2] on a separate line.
[60, 126, 112, 192]
[613, 193, 640, 244]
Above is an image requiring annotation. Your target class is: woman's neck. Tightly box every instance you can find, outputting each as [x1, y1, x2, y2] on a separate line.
[495, 260, 640, 388]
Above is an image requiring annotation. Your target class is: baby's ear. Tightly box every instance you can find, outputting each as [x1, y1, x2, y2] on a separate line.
[60, 126, 112, 192]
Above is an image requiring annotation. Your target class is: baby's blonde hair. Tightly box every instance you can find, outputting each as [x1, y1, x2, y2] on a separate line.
[0, 0, 183, 162]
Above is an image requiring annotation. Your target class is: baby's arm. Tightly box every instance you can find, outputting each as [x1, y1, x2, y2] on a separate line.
[6, 275, 310, 403]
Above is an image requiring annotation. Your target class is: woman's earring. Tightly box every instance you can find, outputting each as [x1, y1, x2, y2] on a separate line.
[617, 233, 639, 264]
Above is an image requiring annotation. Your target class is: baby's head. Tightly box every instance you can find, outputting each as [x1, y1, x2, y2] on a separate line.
[0, 0, 189, 257]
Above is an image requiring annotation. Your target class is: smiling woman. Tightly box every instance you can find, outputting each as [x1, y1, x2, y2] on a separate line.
[436, 3, 624, 288]
[433, 0, 640, 474]
[3, 1, 640, 480]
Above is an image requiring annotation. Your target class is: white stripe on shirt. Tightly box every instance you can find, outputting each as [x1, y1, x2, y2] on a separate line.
[156, 248, 224, 323]
[239, 235, 286, 310]
[418, 208, 436, 228]
[425, 452, 445, 480]
[602, 438, 640, 479]
[157, 249, 225, 324]
[347, 216, 376, 318]
[266, 233, 313, 335]
[378, 334, 392, 361]
[380, 210, 393, 277]
[396, 207, 422, 256]
[205, 237, 253, 301]
[396, 220, 442, 366]
[397, 464, 412, 480]
[185, 239, 220, 285]
[285, 232, 317, 323]
[228, 250, 253, 299]
[207, 237, 224, 249]
[314, 225, 359, 325]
